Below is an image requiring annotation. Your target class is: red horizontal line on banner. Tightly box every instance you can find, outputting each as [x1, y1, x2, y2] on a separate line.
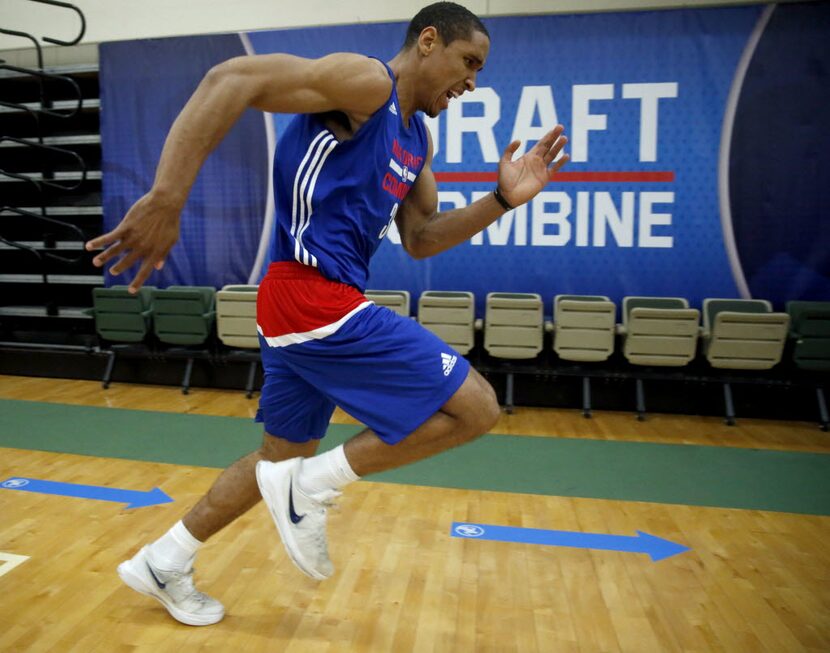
[433, 171, 675, 183]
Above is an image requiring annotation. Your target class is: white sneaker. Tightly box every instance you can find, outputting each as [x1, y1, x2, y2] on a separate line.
[256, 458, 340, 580]
[116, 546, 225, 626]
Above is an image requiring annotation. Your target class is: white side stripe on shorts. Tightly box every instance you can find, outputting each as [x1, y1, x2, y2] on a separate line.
[292, 130, 337, 268]
[257, 301, 373, 348]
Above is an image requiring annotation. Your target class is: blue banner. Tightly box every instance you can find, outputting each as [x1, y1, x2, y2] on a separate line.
[100, 34, 269, 289]
[100, 3, 830, 313]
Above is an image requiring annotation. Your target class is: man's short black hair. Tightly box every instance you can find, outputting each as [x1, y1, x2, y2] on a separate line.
[403, 2, 489, 50]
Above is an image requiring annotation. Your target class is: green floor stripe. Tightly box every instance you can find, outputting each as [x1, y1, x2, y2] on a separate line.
[0, 399, 361, 468]
[2, 399, 829, 516]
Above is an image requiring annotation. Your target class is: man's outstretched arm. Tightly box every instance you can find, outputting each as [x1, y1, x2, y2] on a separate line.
[395, 126, 569, 259]
[86, 53, 392, 291]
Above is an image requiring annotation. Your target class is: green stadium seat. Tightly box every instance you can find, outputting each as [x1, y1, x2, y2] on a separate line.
[89, 285, 155, 389]
[787, 301, 830, 372]
[152, 286, 216, 394]
[91, 285, 154, 343]
[787, 300, 830, 430]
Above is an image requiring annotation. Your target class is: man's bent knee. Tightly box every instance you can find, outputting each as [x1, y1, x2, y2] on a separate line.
[469, 376, 500, 435]
[446, 370, 500, 442]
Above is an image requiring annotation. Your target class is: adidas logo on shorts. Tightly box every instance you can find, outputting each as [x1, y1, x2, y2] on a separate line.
[389, 102, 398, 115]
[441, 352, 457, 376]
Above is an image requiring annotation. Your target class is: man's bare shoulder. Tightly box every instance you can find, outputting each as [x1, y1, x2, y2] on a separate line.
[220, 52, 391, 117]
[320, 52, 390, 79]
[311, 53, 393, 111]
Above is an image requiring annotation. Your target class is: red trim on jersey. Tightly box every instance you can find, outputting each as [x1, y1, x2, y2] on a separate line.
[257, 262, 367, 338]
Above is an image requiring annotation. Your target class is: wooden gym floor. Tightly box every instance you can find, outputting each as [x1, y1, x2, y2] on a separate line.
[0, 374, 828, 652]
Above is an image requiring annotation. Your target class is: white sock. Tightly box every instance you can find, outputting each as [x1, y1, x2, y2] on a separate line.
[297, 444, 360, 496]
[147, 520, 203, 571]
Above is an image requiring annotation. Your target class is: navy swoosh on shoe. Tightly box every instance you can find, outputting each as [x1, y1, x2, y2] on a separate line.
[288, 482, 305, 524]
[147, 563, 166, 589]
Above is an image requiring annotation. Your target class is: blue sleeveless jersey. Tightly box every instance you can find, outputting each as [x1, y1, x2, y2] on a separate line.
[268, 60, 429, 292]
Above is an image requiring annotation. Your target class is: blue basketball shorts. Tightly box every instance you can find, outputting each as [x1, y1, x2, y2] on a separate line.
[255, 302, 471, 445]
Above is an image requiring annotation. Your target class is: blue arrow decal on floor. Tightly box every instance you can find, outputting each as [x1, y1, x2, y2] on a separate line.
[451, 522, 689, 562]
[1, 477, 173, 509]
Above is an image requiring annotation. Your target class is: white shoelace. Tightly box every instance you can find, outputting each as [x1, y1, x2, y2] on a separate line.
[164, 568, 214, 605]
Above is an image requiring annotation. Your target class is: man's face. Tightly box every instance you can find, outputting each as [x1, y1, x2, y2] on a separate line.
[419, 29, 490, 118]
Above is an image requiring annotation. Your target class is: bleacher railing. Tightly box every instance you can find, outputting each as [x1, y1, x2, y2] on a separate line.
[0, 0, 89, 318]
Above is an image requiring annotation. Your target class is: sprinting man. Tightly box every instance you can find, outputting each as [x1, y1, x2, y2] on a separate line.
[87, 2, 568, 626]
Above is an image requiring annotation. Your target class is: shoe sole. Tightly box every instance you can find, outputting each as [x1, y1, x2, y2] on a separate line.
[117, 554, 224, 626]
[256, 459, 330, 581]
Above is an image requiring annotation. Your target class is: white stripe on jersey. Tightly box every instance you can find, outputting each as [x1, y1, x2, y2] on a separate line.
[298, 136, 337, 267]
[291, 131, 336, 267]
[291, 131, 329, 237]
[388, 158, 417, 182]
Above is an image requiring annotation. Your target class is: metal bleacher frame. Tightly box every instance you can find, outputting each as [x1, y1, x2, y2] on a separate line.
[0, 0, 99, 352]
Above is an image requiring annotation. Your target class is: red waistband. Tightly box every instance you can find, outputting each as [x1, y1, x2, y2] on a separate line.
[258, 261, 368, 339]
[265, 261, 331, 282]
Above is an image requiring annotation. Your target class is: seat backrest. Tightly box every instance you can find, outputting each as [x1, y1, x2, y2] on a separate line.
[216, 285, 259, 349]
[484, 292, 543, 359]
[365, 290, 410, 317]
[220, 284, 258, 293]
[553, 294, 616, 362]
[556, 294, 608, 303]
[152, 286, 216, 346]
[623, 296, 688, 326]
[703, 298, 769, 332]
[164, 286, 216, 312]
[418, 291, 475, 355]
[623, 304, 700, 367]
[787, 300, 830, 371]
[703, 298, 789, 370]
[91, 286, 154, 343]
